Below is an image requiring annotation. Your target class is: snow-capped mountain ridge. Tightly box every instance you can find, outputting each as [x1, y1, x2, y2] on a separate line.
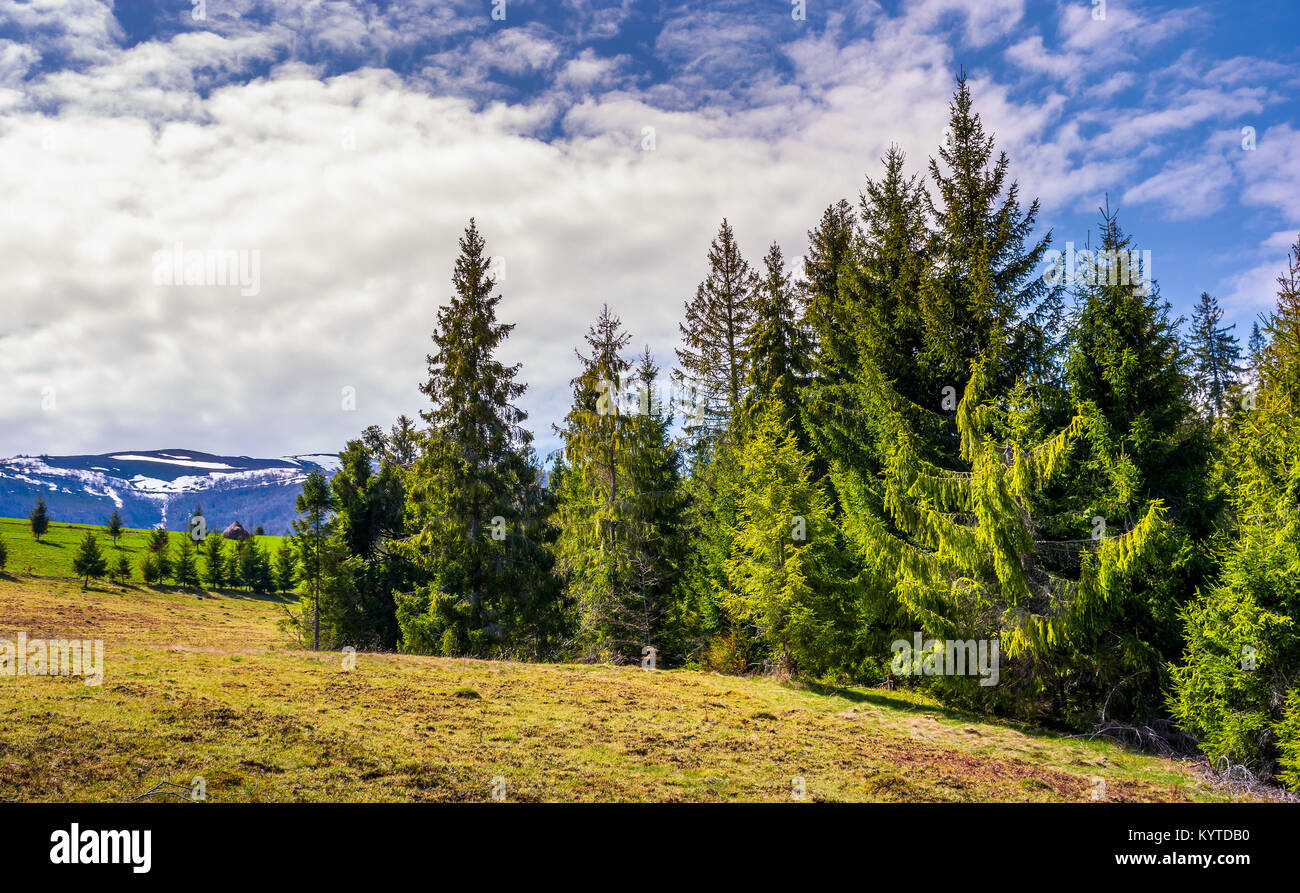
[0, 449, 339, 534]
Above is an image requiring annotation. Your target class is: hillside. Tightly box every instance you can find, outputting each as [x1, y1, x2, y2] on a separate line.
[0, 517, 286, 580]
[0, 450, 338, 536]
[0, 572, 1259, 803]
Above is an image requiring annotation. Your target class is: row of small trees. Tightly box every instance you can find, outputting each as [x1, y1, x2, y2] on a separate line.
[67, 527, 295, 592]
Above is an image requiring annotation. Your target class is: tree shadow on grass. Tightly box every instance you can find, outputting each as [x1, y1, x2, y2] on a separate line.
[791, 680, 1081, 745]
[145, 583, 295, 605]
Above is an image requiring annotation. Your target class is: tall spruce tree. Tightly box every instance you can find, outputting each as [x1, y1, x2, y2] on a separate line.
[1169, 235, 1300, 788]
[1047, 208, 1211, 721]
[805, 145, 938, 500]
[293, 471, 337, 649]
[553, 307, 686, 661]
[673, 219, 757, 457]
[920, 73, 1061, 401]
[803, 81, 1159, 706]
[800, 198, 858, 388]
[745, 242, 811, 440]
[1188, 292, 1244, 421]
[397, 219, 560, 658]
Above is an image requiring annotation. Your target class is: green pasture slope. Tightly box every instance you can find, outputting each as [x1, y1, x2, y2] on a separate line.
[0, 516, 286, 579]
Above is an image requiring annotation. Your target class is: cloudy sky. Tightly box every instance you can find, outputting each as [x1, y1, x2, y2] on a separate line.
[1, 0, 1297, 461]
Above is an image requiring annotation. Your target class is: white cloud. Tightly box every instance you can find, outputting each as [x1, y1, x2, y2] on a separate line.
[0, 0, 1294, 460]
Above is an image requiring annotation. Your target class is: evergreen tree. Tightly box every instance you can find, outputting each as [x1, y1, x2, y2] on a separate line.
[673, 219, 757, 456]
[1169, 235, 1300, 786]
[250, 544, 274, 593]
[848, 349, 1165, 708]
[226, 541, 246, 590]
[1247, 320, 1268, 387]
[106, 510, 124, 546]
[920, 73, 1061, 400]
[114, 552, 132, 585]
[800, 198, 858, 389]
[1048, 208, 1211, 721]
[275, 538, 296, 593]
[139, 554, 160, 585]
[0, 532, 8, 573]
[804, 146, 937, 503]
[554, 311, 686, 661]
[147, 528, 172, 581]
[204, 533, 226, 589]
[29, 497, 49, 542]
[388, 414, 421, 468]
[626, 349, 691, 661]
[318, 436, 410, 649]
[293, 471, 337, 648]
[72, 532, 107, 590]
[745, 242, 811, 439]
[724, 402, 857, 676]
[397, 220, 561, 658]
[173, 538, 199, 587]
[1188, 291, 1244, 421]
[553, 305, 637, 659]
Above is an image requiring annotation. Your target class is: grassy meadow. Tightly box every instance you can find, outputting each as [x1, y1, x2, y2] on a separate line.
[0, 555, 1271, 802]
[0, 516, 286, 580]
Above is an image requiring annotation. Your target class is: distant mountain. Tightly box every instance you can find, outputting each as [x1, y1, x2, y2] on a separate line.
[0, 450, 340, 535]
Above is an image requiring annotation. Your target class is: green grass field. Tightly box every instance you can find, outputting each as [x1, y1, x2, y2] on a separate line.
[0, 567, 1271, 802]
[0, 517, 286, 581]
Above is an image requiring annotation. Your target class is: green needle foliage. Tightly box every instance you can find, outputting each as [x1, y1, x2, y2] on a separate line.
[71, 531, 107, 590]
[1169, 236, 1300, 781]
[397, 219, 562, 659]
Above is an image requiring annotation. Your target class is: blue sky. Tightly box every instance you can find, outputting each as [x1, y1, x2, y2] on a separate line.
[1, 0, 1297, 459]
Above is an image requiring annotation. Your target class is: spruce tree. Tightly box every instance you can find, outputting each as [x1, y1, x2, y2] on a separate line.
[1169, 235, 1300, 786]
[398, 219, 560, 658]
[920, 73, 1061, 400]
[147, 528, 172, 581]
[625, 348, 690, 660]
[553, 307, 684, 661]
[849, 350, 1164, 701]
[745, 241, 811, 439]
[321, 436, 410, 649]
[1050, 208, 1210, 721]
[226, 542, 245, 589]
[29, 497, 49, 542]
[805, 146, 938, 501]
[673, 219, 757, 456]
[293, 470, 337, 647]
[72, 532, 107, 590]
[173, 538, 199, 587]
[0, 532, 8, 573]
[204, 533, 226, 589]
[139, 554, 160, 585]
[107, 510, 124, 546]
[724, 402, 856, 676]
[800, 199, 857, 380]
[274, 538, 296, 593]
[114, 552, 131, 585]
[1188, 291, 1244, 421]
